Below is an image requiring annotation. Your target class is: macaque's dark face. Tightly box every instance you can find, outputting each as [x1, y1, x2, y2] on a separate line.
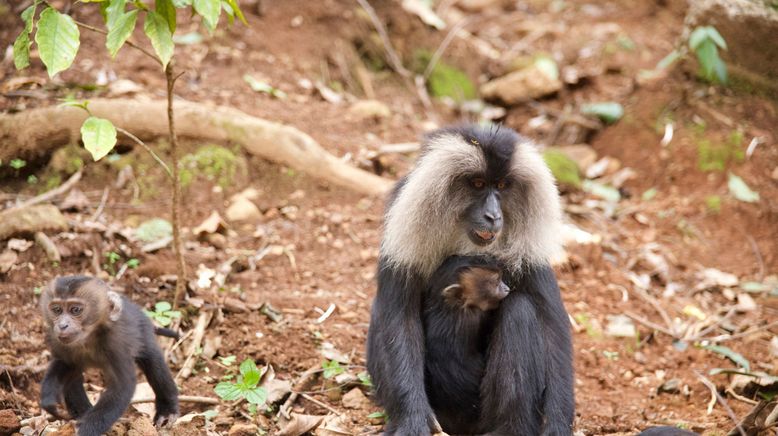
[461, 176, 509, 247]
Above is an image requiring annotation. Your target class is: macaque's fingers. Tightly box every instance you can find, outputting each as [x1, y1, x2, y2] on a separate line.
[154, 412, 179, 428]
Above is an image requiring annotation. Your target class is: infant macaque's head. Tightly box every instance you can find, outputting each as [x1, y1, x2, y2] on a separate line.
[442, 265, 509, 311]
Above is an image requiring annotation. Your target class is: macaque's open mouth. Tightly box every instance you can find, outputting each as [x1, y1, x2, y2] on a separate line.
[474, 229, 497, 242]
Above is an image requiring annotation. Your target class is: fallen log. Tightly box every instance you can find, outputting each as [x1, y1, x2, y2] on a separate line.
[0, 99, 394, 196]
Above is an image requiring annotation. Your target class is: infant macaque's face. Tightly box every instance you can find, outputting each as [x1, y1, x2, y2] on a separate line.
[447, 267, 509, 311]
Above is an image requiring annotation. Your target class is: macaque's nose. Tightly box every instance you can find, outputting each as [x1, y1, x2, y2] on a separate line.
[57, 321, 70, 331]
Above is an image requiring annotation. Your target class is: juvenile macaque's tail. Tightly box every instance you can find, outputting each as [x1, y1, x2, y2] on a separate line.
[154, 327, 180, 340]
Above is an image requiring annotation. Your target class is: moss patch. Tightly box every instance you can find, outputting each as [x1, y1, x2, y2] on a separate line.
[543, 149, 581, 188]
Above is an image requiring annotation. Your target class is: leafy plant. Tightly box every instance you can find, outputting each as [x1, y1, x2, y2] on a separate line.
[358, 371, 373, 387]
[705, 195, 722, 214]
[656, 26, 728, 84]
[214, 359, 268, 406]
[144, 301, 182, 327]
[102, 251, 122, 275]
[13, 0, 246, 307]
[703, 345, 750, 371]
[9, 158, 26, 170]
[179, 145, 244, 189]
[322, 360, 345, 379]
[581, 102, 624, 124]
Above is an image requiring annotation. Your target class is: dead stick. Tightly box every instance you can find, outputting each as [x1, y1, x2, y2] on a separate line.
[279, 364, 321, 420]
[3, 170, 82, 213]
[132, 395, 219, 405]
[710, 320, 778, 343]
[300, 393, 342, 416]
[694, 370, 746, 436]
[628, 285, 676, 336]
[34, 232, 61, 262]
[625, 311, 675, 337]
[176, 312, 210, 380]
[355, 0, 411, 78]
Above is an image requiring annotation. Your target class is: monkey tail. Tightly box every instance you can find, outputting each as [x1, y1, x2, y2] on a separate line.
[154, 327, 180, 340]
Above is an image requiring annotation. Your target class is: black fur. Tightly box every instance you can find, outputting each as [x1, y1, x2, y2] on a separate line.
[637, 427, 698, 436]
[423, 255, 503, 434]
[367, 124, 574, 435]
[40, 276, 178, 436]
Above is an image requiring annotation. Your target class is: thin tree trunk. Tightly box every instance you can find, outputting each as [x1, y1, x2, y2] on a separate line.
[166, 64, 186, 308]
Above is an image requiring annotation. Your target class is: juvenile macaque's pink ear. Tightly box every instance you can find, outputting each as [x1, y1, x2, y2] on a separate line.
[106, 291, 123, 322]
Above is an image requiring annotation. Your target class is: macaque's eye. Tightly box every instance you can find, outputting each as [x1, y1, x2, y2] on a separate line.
[51, 305, 63, 315]
[69, 305, 83, 316]
[497, 179, 508, 190]
[471, 178, 486, 189]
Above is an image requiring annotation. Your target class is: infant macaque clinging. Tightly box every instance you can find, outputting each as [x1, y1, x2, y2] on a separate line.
[423, 255, 509, 434]
[40, 276, 179, 436]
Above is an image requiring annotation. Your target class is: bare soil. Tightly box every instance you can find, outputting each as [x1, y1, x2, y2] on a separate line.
[1, 0, 777, 435]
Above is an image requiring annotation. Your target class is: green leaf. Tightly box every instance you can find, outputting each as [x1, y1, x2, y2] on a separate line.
[695, 40, 717, 81]
[144, 11, 174, 68]
[713, 57, 728, 84]
[80, 116, 117, 161]
[167, 310, 182, 318]
[172, 0, 193, 7]
[156, 315, 172, 326]
[214, 382, 242, 401]
[642, 188, 658, 201]
[21, 4, 37, 34]
[135, 218, 173, 242]
[222, 0, 246, 25]
[173, 31, 203, 45]
[706, 26, 727, 50]
[703, 345, 750, 371]
[689, 26, 709, 51]
[106, 10, 137, 58]
[582, 180, 621, 202]
[367, 411, 387, 420]
[656, 49, 681, 70]
[35, 7, 81, 78]
[220, 355, 237, 366]
[106, 0, 127, 29]
[155, 301, 173, 312]
[156, 0, 177, 33]
[239, 359, 259, 377]
[728, 172, 759, 203]
[322, 360, 345, 379]
[193, 0, 220, 32]
[581, 102, 624, 124]
[243, 387, 267, 405]
[242, 370, 260, 387]
[13, 31, 31, 70]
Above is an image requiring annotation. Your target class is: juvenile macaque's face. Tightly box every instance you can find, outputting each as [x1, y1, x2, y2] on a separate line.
[456, 267, 510, 311]
[45, 299, 88, 345]
[40, 278, 114, 346]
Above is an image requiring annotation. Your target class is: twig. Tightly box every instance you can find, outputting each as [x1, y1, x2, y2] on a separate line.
[166, 63, 187, 309]
[73, 20, 161, 65]
[710, 320, 778, 343]
[625, 311, 675, 337]
[694, 370, 746, 436]
[766, 402, 778, 427]
[355, 0, 411, 78]
[0, 364, 48, 376]
[423, 17, 471, 79]
[176, 312, 210, 381]
[279, 364, 321, 420]
[34, 232, 61, 263]
[90, 187, 109, 222]
[686, 307, 736, 342]
[300, 393, 342, 416]
[116, 127, 172, 178]
[132, 395, 219, 405]
[3, 170, 82, 213]
[626, 279, 676, 337]
[724, 388, 758, 406]
[742, 232, 765, 281]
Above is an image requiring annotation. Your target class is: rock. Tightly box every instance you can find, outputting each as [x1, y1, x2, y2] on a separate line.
[0, 250, 18, 274]
[688, 0, 778, 87]
[59, 188, 90, 211]
[0, 409, 20, 435]
[126, 417, 157, 436]
[348, 100, 391, 121]
[605, 314, 637, 338]
[481, 60, 562, 104]
[227, 423, 259, 436]
[697, 268, 739, 289]
[552, 144, 598, 172]
[225, 197, 261, 222]
[658, 378, 681, 394]
[342, 387, 371, 410]
[0, 204, 68, 240]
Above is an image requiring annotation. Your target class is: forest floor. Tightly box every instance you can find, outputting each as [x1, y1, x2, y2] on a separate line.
[0, 0, 777, 435]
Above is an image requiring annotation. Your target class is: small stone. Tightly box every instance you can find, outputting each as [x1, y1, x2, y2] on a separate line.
[658, 378, 681, 394]
[0, 250, 18, 274]
[227, 423, 259, 436]
[480, 61, 562, 104]
[605, 314, 637, 338]
[225, 197, 261, 222]
[0, 409, 21, 435]
[348, 100, 391, 120]
[342, 387, 371, 410]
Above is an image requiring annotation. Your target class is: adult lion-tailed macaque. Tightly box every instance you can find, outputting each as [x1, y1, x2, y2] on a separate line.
[40, 276, 179, 436]
[367, 124, 574, 435]
[423, 255, 509, 433]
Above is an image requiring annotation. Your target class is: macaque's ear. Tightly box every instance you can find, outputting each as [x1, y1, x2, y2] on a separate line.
[442, 284, 463, 301]
[106, 291, 123, 322]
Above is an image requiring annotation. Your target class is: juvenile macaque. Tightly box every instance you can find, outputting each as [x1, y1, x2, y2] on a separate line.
[423, 255, 509, 433]
[40, 276, 179, 436]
